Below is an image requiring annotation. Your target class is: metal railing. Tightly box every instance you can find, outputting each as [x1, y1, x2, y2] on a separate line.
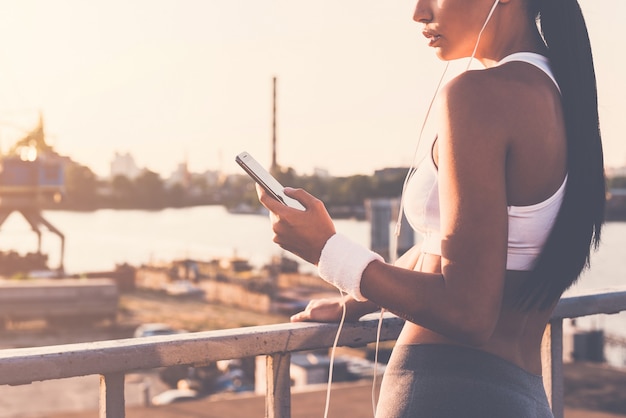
[1, 286, 626, 418]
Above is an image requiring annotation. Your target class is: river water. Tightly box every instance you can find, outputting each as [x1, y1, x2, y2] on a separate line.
[1, 205, 625, 364]
[0, 206, 369, 274]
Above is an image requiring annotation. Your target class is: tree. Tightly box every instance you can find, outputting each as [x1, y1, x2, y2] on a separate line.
[134, 170, 166, 209]
[167, 183, 187, 207]
[326, 175, 374, 206]
[111, 175, 136, 208]
[63, 162, 99, 209]
[608, 176, 626, 189]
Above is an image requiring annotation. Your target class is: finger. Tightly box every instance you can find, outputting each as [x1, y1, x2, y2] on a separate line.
[290, 311, 310, 322]
[256, 184, 284, 212]
[284, 187, 316, 204]
[284, 187, 316, 209]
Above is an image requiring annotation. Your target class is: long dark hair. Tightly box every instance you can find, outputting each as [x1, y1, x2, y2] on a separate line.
[517, 0, 605, 310]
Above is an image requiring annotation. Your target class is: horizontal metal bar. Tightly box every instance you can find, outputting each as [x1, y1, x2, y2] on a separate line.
[0, 313, 404, 386]
[552, 286, 626, 319]
[1, 286, 625, 387]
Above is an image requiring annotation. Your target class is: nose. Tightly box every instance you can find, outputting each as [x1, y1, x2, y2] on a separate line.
[413, 0, 432, 23]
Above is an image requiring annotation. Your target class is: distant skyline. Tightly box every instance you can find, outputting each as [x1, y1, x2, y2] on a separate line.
[0, 1, 624, 178]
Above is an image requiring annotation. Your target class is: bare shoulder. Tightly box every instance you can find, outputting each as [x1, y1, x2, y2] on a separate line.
[437, 69, 514, 148]
[440, 68, 518, 118]
[438, 64, 550, 141]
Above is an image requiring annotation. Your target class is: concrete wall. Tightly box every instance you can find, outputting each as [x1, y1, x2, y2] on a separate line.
[136, 268, 272, 313]
[198, 281, 271, 313]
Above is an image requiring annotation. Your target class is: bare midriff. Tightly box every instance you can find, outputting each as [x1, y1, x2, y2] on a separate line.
[396, 252, 553, 376]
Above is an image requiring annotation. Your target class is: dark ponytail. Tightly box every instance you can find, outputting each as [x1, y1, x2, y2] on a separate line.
[517, 0, 605, 310]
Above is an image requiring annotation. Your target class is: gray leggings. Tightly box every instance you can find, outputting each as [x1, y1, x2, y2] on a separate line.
[376, 344, 554, 418]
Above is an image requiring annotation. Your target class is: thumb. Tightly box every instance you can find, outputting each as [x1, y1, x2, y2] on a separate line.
[284, 187, 315, 208]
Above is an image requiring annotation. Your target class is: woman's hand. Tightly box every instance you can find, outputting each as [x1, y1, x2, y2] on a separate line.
[290, 296, 379, 323]
[394, 245, 422, 270]
[257, 185, 336, 265]
[289, 244, 423, 324]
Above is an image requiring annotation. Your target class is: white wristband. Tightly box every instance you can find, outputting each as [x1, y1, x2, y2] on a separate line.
[317, 233, 384, 301]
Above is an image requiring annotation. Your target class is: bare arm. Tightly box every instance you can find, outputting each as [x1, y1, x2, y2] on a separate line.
[290, 242, 423, 323]
[360, 72, 509, 345]
[259, 72, 510, 344]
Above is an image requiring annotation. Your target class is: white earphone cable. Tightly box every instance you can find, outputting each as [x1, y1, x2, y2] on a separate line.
[371, 307, 385, 416]
[324, 290, 348, 418]
[468, 0, 501, 71]
[378, 2, 501, 416]
[326, 2, 501, 417]
[393, 60, 450, 239]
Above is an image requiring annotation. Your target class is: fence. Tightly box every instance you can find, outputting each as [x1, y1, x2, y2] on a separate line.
[1, 286, 626, 418]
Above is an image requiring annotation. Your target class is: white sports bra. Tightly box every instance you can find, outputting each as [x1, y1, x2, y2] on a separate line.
[403, 52, 566, 271]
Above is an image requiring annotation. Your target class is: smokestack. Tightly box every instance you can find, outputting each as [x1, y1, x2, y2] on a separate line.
[271, 76, 278, 173]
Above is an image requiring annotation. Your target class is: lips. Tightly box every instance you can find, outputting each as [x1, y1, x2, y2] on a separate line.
[422, 30, 441, 46]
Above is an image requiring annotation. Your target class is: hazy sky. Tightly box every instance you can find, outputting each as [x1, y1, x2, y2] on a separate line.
[0, 0, 624, 178]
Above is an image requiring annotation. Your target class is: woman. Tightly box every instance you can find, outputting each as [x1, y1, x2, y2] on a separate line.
[257, 0, 605, 416]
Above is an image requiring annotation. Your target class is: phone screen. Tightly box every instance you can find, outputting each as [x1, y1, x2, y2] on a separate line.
[235, 152, 305, 210]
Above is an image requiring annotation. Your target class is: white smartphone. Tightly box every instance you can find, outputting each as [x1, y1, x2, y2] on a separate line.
[235, 151, 305, 211]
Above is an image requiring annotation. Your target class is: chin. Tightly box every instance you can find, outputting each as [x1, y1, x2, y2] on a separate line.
[435, 49, 470, 62]
[434, 49, 455, 61]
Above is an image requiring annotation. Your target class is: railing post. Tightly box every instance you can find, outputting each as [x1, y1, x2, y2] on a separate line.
[99, 372, 126, 418]
[265, 353, 291, 418]
[542, 319, 564, 418]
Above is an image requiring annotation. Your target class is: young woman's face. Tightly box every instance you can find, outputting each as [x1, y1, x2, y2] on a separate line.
[413, 0, 501, 60]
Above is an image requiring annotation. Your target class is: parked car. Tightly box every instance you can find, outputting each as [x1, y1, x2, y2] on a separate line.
[151, 388, 199, 405]
[133, 323, 187, 338]
[163, 280, 204, 297]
